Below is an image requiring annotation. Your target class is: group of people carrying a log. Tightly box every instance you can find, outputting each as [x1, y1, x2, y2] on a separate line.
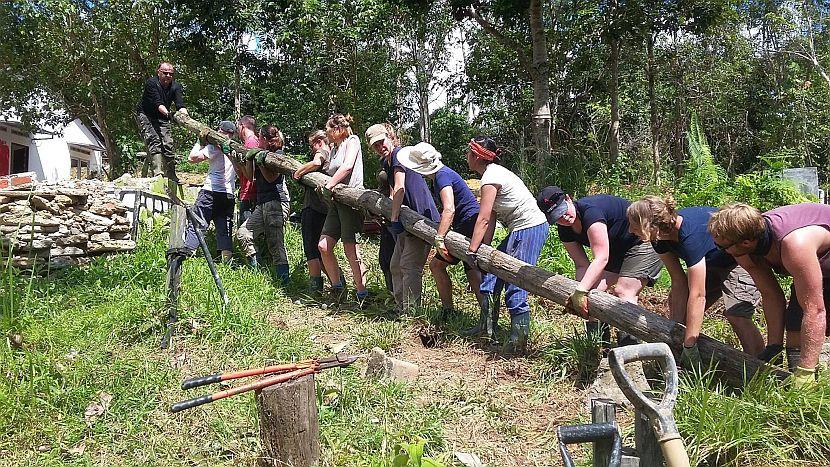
[137, 62, 829, 388]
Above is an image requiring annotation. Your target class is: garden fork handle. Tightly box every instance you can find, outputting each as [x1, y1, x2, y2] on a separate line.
[608, 343, 689, 467]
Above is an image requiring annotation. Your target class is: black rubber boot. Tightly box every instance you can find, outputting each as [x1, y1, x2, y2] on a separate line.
[463, 292, 493, 337]
[486, 293, 501, 342]
[503, 313, 530, 355]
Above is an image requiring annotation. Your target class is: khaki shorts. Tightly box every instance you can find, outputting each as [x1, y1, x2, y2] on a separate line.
[321, 202, 363, 244]
[706, 265, 760, 318]
[612, 242, 663, 286]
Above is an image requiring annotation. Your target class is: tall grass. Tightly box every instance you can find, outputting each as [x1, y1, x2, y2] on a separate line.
[677, 369, 830, 466]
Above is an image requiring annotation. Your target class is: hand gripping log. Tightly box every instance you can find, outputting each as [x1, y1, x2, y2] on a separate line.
[172, 111, 788, 387]
[608, 343, 690, 467]
[171, 354, 358, 413]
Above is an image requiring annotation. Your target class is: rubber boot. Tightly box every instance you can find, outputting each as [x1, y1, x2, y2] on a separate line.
[275, 264, 290, 286]
[786, 347, 801, 373]
[246, 254, 259, 269]
[487, 293, 501, 342]
[463, 292, 493, 337]
[503, 312, 530, 355]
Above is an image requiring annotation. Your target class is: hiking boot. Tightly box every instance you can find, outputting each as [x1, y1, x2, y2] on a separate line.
[356, 289, 370, 308]
[503, 312, 530, 355]
[307, 276, 324, 296]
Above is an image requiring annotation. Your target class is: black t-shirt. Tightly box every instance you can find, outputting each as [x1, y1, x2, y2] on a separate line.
[557, 194, 640, 254]
[255, 150, 284, 205]
[652, 206, 735, 269]
[136, 76, 184, 121]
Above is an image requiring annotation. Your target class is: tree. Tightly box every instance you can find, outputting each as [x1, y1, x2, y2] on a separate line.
[452, 0, 552, 168]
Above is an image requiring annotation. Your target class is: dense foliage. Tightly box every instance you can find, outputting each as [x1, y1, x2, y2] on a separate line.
[1, 0, 828, 194]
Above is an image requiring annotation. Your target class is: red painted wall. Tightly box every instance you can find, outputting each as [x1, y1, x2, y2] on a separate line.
[0, 138, 9, 176]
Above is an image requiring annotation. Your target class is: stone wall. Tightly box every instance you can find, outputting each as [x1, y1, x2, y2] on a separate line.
[0, 180, 136, 269]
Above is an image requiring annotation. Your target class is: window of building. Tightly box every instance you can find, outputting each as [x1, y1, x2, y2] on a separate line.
[11, 143, 28, 174]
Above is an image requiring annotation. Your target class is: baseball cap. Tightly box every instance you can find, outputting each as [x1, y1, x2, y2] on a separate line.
[218, 121, 236, 134]
[396, 142, 444, 175]
[365, 124, 388, 146]
[536, 186, 568, 224]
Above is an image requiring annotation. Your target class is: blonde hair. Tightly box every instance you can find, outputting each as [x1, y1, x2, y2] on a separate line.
[326, 113, 354, 137]
[707, 203, 765, 243]
[627, 196, 678, 241]
[308, 129, 328, 146]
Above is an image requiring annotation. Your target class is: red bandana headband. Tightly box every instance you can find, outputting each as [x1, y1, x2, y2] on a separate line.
[469, 139, 497, 161]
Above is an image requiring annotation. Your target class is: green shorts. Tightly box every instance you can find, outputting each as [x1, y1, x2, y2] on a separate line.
[321, 202, 363, 244]
[614, 242, 663, 286]
[705, 265, 760, 319]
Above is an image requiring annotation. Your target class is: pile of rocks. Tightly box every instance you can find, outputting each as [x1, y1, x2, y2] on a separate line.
[0, 181, 136, 269]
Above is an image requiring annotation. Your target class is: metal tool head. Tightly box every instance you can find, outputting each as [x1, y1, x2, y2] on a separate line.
[608, 342, 680, 441]
[557, 422, 622, 467]
[317, 353, 358, 370]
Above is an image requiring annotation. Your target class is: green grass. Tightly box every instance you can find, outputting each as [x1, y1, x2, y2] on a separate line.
[0, 226, 448, 465]
[3, 221, 830, 466]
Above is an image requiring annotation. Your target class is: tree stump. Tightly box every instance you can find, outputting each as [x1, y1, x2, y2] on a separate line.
[256, 374, 320, 467]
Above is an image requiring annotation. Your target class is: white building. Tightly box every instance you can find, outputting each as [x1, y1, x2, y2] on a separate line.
[0, 114, 107, 183]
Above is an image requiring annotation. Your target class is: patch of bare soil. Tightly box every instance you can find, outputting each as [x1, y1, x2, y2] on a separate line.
[286, 301, 591, 467]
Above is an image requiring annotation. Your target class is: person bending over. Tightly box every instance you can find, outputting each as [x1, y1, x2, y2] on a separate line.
[396, 141, 483, 318]
[708, 202, 830, 387]
[627, 196, 764, 367]
[537, 187, 663, 346]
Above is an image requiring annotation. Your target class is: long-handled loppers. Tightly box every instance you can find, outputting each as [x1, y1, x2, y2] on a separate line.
[171, 354, 357, 413]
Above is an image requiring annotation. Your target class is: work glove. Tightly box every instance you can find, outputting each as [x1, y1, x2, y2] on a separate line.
[387, 220, 405, 236]
[221, 140, 233, 155]
[317, 185, 333, 202]
[433, 235, 450, 260]
[254, 150, 268, 165]
[789, 366, 816, 389]
[680, 343, 702, 370]
[758, 344, 785, 366]
[198, 128, 210, 146]
[245, 148, 261, 161]
[566, 286, 590, 318]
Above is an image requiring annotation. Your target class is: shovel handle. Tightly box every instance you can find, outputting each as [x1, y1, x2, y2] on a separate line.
[608, 343, 680, 441]
[557, 423, 621, 467]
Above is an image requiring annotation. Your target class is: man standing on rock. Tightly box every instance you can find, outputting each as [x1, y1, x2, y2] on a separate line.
[135, 62, 187, 182]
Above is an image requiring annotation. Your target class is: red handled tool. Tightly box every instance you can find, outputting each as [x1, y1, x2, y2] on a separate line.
[171, 354, 357, 413]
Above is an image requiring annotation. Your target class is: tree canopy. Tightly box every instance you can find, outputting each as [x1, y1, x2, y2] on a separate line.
[1, 0, 828, 194]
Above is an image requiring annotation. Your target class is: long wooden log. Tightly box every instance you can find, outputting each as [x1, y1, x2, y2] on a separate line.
[173, 111, 789, 386]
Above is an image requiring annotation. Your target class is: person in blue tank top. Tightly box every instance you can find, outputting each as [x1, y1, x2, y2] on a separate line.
[366, 124, 440, 314]
[627, 196, 764, 368]
[396, 142, 483, 318]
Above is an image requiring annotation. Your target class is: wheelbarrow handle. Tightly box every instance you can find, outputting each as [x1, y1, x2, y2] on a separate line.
[557, 423, 621, 467]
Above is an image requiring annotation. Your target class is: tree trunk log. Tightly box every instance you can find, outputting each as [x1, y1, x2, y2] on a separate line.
[173, 112, 790, 387]
[256, 374, 320, 467]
